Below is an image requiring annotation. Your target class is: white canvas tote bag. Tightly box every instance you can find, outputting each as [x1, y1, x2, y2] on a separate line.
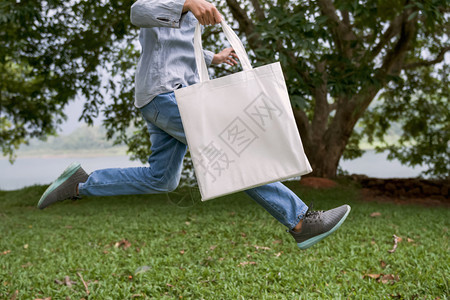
[175, 20, 312, 201]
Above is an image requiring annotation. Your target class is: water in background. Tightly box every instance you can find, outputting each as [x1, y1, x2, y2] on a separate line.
[0, 156, 143, 191]
[339, 150, 427, 178]
[0, 150, 427, 191]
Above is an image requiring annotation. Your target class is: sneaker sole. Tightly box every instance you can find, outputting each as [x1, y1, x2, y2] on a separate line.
[297, 205, 351, 250]
[37, 162, 81, 209]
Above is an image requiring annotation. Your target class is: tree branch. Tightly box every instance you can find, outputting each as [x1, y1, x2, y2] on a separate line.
[344, 12, 417, 134]
[316, 0, 357, 58]
[369, 14, 403, 60]
[225, 0, 315, 138]
[316, 0, 341, 23]
[203, 29, 227, 41]
[226, 0, 314, 95]
[342, 10, 350, 28]
[403, 46, 450, 70]
[293, 108, 312, 146]
[380, 9, 417, 76]
[225, 0, 261, 50]
[329, 102, 338, 112]
[249, 0, 265, 21]
[279, 44, 314, 91]
[348, 9, 418, 126]
[311, 61, 329, 142]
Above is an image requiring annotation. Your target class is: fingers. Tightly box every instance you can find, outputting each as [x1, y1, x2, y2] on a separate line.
[201, 9, 222, 25]
[224, 49, 239, 66]
[212, 48, 239, 66]
[190, 0, 222, 25]
[230, 52, 239, 59]
[225, 51, 239, 66]
[204, 6, 222, 25]
[225, 57, 238, 66]
[212, 10, 223, 24]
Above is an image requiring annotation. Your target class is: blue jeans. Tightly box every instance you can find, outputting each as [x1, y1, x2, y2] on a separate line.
[79, 92, 307, 229]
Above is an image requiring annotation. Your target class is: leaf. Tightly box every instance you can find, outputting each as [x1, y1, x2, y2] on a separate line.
[209, 245, 217, 250]
[291, 95, 307, 109]
[364, 273, 399, 284]
[380, 260, 387, 269]
[134, 266, 152, 275]
[253, 245, 270, 250]
[114, 239, 131, 250]
[364, 273, 381, 279]
[379, 274, 399, 284]
[64, 276, 75, 288]
[388, 235, 401, 253]
[407, 11, 418, 21]
[370, 212, 382, 217]
[1, 250, 11, 256]
[238, 261, 257, 267]
[54, 276, 76, 287]
[180, 250, 185, 255]
[21, 262, 32, 268]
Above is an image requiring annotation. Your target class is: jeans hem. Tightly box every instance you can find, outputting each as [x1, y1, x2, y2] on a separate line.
[289, 205, 309, 230]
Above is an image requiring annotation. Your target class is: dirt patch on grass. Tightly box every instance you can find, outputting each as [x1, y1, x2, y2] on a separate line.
[299, 177, 338, 189]
[298, 175, 449, 207]
[346, 175, 450, 207]
[360, 187, 450, 207]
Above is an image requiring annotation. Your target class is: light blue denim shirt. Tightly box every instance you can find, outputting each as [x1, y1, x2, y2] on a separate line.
[130, 0, 214, 108]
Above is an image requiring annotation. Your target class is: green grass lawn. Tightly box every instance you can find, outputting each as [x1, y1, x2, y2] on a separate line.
[0, 182, 448, 299]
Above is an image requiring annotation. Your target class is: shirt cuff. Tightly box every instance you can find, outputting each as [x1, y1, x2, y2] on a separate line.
[203, 50, 214, 67]
[131, 0, 185, 28]
[156, 0, 185, 28]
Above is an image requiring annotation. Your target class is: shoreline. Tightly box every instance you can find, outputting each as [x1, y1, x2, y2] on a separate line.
[1, 150, 130, 160]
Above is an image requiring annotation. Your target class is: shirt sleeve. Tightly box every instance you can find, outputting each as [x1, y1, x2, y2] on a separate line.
[203, 50, 214, 67]
[130, 0, 186, 28]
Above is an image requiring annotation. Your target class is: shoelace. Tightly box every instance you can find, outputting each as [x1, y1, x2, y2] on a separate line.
[304, 202, 324, 220]
[288, 203, 324, 233]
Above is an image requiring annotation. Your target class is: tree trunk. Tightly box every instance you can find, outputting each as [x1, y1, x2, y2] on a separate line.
[302, 126, 349, 178]
[305, 143, 344, 178]
[301, 84, 381, 178]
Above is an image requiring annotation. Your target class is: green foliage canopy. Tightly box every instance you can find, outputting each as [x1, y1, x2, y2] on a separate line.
[210, 0, 449, 178]
[0, 0, 139, 159]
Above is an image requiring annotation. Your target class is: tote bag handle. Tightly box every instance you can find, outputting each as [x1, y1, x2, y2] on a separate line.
[194, 20, 253, 82]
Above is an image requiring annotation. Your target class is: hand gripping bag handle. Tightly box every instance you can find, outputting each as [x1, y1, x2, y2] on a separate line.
[194, 20, 253, 82]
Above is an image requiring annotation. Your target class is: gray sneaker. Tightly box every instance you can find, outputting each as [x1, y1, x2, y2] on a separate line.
[289, 204, 351, 250]
[37, 162, 89, 209]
